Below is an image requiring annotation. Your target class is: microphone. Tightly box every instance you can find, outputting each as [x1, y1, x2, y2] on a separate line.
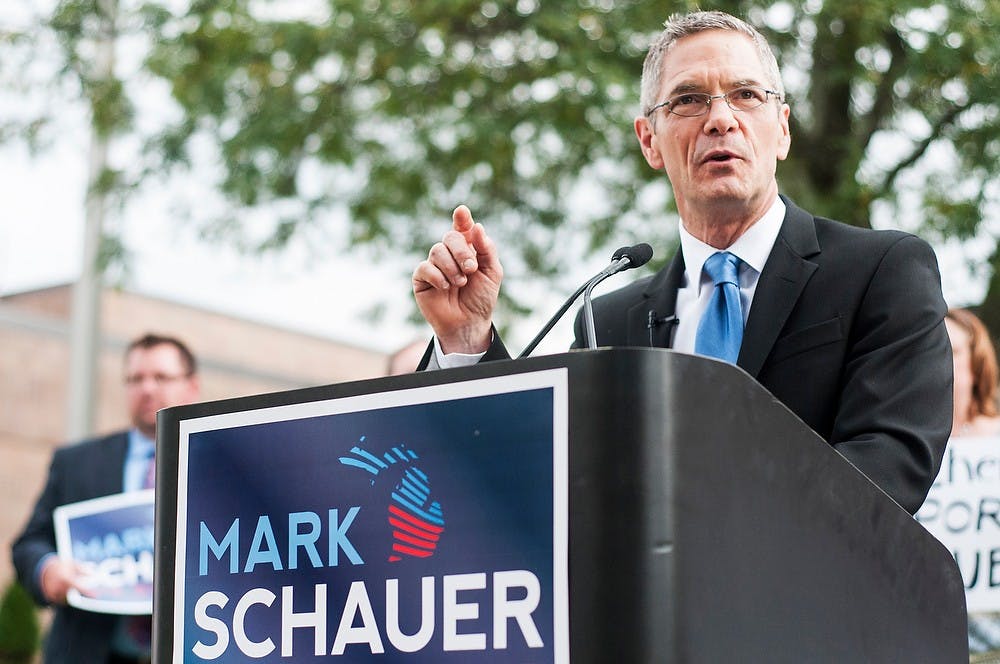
[582, 243, 653, 350]
[646, 310, 680, 347]
[518, 243, 653, 359]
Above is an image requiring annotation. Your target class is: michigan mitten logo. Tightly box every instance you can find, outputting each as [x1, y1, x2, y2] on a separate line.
[339, 438, 445, 562]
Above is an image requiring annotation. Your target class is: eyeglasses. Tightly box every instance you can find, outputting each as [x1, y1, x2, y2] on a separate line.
[646, 86, 782, 118]
[124, 373, 192, 387]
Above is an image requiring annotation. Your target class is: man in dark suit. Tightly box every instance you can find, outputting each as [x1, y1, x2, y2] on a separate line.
[12, 333, 200, 664]
[410, 11, 951, 515]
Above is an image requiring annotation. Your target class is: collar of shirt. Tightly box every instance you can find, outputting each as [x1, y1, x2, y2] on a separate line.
[124, 428, 155, 492]
[678, 196, 786, 297]
[128, 428, 155, 460]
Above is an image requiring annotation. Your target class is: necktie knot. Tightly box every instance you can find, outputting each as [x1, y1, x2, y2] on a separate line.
[703, 251, 741, 287]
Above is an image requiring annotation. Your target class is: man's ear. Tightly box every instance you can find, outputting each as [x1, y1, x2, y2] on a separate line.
[634, 116, 665, 170]
[776, 103, 791, 161]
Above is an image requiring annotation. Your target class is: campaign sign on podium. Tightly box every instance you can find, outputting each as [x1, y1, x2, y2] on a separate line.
[169, 370, 568, 663]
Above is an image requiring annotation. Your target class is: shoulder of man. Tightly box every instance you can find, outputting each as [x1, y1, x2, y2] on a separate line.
[54, 430, 130, 460]
[781, 197, 931, 254]
[800, 214, 937, 270]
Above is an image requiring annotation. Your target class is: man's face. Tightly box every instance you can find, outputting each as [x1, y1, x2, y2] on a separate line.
[635, 30, 791, 219]
[124, 344, 200, 438]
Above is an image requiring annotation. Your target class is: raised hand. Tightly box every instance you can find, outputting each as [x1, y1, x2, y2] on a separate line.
[412, 205, 503, 354]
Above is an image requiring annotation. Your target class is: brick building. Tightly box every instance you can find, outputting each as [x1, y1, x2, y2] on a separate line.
[0, 283, 392, 590]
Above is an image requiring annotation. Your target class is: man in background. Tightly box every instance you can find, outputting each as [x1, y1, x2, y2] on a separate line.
[12, 333, 200, 664]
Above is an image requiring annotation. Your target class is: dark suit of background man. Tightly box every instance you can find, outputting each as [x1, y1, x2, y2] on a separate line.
[410, 11, 952, 515]
[12, 333, 201, 664]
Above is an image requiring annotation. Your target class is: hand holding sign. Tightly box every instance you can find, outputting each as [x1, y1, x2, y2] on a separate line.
[39, 558, 89, 605]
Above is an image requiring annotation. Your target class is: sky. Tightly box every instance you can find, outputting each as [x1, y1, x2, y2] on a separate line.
[0, 2, 991, 360]
[0, 135, 430, 353]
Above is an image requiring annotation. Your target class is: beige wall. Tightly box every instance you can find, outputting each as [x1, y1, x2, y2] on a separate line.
[0, 285, 393, 591]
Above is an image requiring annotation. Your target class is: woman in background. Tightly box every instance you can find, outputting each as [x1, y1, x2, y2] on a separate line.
[946, 308, 1000, 656]
[946, 308, 1000, 438]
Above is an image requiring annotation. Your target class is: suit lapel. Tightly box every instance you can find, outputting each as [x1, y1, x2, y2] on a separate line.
[626, 252, 685, 348]
[737, 199, 821, 377]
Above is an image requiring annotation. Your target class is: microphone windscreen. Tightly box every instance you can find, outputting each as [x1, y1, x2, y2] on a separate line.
[626, 243, 654, 268]
[611, 246, 630, 261]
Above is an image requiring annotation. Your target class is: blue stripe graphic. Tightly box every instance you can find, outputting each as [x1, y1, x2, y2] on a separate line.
[404, 469, 429, 495]
[351, 446, 388, 469]
[338, 457, 379, 475]
[398, 485, 423, 505]
[401, 477, 428, 501]
[391, 492, 445, 526]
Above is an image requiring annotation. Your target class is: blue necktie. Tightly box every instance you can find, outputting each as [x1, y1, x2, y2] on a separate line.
[695, 251, 744, 363]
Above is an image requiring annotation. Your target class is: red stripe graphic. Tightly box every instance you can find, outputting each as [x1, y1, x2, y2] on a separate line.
[389, 516, 441, 541]
[393, 530, 437, 550]
[388, 504, 444, 534]
[392, 542, 434, 558]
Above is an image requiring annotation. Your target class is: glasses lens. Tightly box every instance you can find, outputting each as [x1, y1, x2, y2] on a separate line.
[669, 93, 710, 117]
[726, 87, 768, 111]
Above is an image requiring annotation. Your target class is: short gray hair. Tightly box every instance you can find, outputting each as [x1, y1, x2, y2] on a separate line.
[640, 11, 785, 116]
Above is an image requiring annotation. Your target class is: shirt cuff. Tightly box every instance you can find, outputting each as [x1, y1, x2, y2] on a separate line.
[431, 335, 488, 369]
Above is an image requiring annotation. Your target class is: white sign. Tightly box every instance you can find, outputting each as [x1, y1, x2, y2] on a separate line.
[53, 490, 155, 615]
[916, 436, 1000, 612]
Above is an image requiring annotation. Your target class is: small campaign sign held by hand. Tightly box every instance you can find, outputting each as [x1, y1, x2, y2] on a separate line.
[54, 489, 155, 615]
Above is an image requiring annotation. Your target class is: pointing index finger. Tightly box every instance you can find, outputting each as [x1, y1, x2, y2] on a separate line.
[452, 205, 475, 235]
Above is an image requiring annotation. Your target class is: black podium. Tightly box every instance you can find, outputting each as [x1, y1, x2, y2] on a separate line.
[154, 348, 967, 663]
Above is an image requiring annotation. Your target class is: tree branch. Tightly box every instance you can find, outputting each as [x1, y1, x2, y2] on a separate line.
[859, 27, 908, 154]
[875, 100, 972, 198]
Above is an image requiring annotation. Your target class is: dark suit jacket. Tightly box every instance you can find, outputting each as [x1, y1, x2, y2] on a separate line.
[12, 431, 130, 664]
[569, 197, 952, 514]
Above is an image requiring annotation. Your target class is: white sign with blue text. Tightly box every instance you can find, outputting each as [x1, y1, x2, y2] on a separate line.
[916, 436, 1000, 612]
[54, 489, 155, 615]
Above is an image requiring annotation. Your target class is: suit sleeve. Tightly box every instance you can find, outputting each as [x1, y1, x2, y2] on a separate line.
[11, 448, 70, 605]
[415, 326, 512, 370]
[830, 234, 952, 514]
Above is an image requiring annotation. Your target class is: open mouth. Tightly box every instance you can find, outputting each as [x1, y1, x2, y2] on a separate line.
[704, 151, 737, 163]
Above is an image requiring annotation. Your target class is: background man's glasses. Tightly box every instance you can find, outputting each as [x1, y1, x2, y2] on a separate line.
[124, 373, 191, 387]
[646, 86, 782, 118]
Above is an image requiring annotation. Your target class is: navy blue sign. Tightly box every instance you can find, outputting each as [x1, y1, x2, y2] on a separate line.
[173, 372, 568, 662]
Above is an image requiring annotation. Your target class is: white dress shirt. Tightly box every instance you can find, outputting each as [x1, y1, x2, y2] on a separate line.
[671, 196, 785, 355]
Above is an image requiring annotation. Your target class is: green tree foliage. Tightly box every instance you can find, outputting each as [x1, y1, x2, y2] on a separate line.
[0, 581, 40, 663]
[5, 0, 1000, 321]
[142, 0, 674, 286]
